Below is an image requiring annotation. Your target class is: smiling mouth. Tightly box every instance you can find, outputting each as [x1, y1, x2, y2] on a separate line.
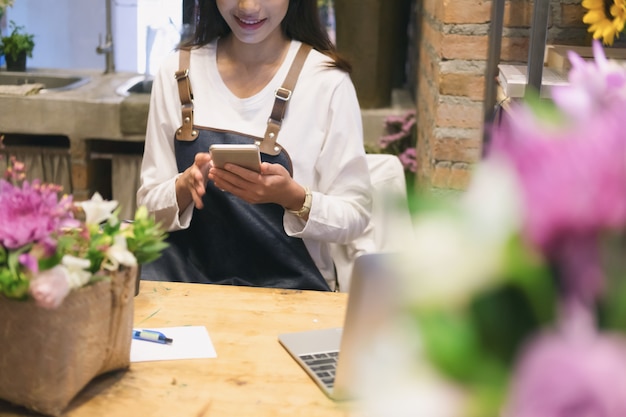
[236, 16, 266, 28]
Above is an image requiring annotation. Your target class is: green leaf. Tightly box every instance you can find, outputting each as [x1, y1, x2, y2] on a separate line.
[466, 379, 509, 417]
[416, 309, 482, 383]
[125, 206, 169, 265]
[523, 89, 565, 125]
[597, 233, 626, 330]
[0, 265, 29, 299]
[501, 234, 556, 325]
[470, 283, 544, 366]
[0, 20, 35, 60]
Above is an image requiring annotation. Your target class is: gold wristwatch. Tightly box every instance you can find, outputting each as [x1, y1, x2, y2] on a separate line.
[287, 186, 312, 218]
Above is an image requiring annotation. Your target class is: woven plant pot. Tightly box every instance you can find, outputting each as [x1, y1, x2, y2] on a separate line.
[0, 266, 137, 416]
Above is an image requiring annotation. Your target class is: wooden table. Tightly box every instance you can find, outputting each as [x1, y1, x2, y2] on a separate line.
[0, 282, 353, 417]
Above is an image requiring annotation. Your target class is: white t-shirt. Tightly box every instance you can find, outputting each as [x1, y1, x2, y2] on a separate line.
[137, 39, 373, 288]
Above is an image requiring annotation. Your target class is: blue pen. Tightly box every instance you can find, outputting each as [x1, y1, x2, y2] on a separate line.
[133, 329, 173, 344]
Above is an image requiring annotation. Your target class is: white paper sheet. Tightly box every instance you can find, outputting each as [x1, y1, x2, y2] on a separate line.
[130, 326, 217, 362]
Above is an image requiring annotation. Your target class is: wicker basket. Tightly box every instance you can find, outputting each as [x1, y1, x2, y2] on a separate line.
[0, 266, 137, 416]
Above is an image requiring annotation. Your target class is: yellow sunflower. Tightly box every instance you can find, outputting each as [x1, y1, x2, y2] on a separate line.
[583, 0, 626, 45]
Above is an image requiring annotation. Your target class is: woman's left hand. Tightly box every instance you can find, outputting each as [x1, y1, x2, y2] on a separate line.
[208, 162, 306, 210]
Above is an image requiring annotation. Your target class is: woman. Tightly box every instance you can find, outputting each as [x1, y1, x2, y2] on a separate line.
[137, 0, 372, 291]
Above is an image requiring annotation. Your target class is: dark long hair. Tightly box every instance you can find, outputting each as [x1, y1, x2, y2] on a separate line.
[180, 0, 351, 73]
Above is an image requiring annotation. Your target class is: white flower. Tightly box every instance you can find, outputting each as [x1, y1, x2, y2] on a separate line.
[352, 318, 469, 417]
[76, 192, 119, 225]
[103, 234, 137, 271]
[397, 159, 523, 310]
[61, 255, 93, 289]
[459, 157, 523, 244]
[397, 212, 506, 309]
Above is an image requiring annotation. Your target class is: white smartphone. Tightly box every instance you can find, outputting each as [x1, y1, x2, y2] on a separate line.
[209, 144, 262, 173]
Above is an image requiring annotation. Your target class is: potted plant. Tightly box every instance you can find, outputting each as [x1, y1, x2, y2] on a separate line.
[0, 157, 168, 416]
[0, 20, 34, 71]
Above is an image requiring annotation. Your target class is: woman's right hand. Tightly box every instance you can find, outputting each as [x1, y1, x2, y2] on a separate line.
[175, 152, 212, 210]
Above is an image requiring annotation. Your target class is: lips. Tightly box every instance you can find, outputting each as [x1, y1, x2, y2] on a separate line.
[235, 16, 266, 30]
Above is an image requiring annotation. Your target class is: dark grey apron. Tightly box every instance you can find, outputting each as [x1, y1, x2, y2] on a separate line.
[141, 43, 330, 291]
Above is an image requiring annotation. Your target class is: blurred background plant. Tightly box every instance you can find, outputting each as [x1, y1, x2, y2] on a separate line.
[0, 20, 34, 63]
[353, 40, 626, 417]
[366, 110, 417, 190]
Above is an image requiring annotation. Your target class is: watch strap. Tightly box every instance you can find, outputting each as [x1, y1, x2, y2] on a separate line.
[287, 186, 312, 218]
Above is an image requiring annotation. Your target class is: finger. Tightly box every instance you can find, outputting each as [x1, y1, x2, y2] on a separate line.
[192, 186, 205, 209]
[194, 153, 212, 180]
[209, 166, 238, 187]
[222, 163, 263, 182]
[194, 151, 212, 166]
[210, 170, 240, 193]
[259, 161, 289, 177]
[217, 170, 259, 197]
[187, 170, 206, 209]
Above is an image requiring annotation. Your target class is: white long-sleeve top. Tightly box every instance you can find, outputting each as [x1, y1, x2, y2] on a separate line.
[137, 40, 373, 288]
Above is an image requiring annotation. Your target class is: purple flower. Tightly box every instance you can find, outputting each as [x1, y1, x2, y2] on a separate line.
[505, 316, 626, 417]
[0, 179, 76, 249]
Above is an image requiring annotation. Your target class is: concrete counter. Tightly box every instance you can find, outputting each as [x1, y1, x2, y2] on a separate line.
[0, 68, 150, 203]
[0, 68, 149, 142]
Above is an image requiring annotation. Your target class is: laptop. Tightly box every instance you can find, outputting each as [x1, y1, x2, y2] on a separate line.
[278, 252, 397, 400]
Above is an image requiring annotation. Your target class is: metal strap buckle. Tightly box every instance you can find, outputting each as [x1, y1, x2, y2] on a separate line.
[174, 69, 189, 80]
[275, 87, 292, 101]
[267, 118, 282, 128]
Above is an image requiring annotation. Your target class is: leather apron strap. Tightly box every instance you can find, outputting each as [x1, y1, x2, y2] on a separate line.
[174, 43, 313, 155]
[175, 47, 197, 141]
[261, 43, 312, 155]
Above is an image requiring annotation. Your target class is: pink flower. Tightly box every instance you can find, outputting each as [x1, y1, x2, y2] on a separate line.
[488, 95, 626, 302]
[505, 317, 626, 417]
[28, 265, 71, 309]
[379, 130, 406, 148]
[3, 158, 26, 182]
[378, 111, 416, 149]
[0, 179, 76, 249]
[18, 252, 39, 275]
[552, 40, 626, 123]
[399, 148, 417, 173]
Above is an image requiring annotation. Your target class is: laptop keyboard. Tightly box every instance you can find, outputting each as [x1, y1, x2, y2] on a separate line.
[299, 351, 339, 389]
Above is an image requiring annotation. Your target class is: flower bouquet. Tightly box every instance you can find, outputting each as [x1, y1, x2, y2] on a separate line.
[353, 41, 626, 417]
[0, 158, 167, 416]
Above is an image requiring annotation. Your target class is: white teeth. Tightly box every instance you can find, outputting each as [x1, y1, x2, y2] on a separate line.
[239, 18, 261, 25]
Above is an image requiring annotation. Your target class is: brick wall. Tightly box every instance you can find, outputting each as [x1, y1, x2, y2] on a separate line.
[413, 0, 588, 192]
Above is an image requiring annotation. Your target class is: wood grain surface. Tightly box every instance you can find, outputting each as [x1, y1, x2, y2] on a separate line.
[0, 281, 353, 417]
